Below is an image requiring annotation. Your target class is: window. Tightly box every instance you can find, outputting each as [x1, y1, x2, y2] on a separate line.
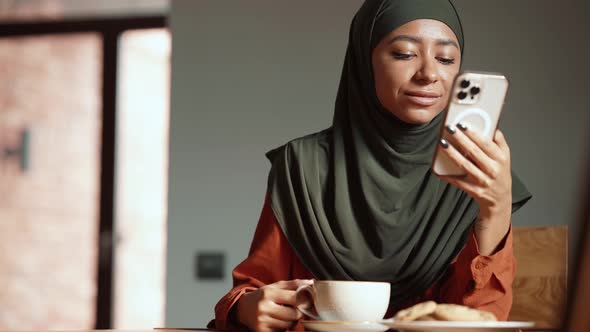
[0, 4, 169, 328]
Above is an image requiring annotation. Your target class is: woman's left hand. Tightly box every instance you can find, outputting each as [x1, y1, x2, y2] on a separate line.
[437, 123, 513, 255]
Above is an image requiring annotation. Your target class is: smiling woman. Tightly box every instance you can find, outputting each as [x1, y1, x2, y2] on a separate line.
[210, 0, 531, 331]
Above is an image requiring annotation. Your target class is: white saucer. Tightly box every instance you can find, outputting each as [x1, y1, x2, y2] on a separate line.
[302, 320, 389, 332]
[379, 319, 535, 332]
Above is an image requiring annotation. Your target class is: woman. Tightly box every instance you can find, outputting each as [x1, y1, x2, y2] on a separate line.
[212, 0, 531, 331]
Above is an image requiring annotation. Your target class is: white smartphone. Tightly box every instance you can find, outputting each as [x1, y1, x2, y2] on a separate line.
[432, 71, 509, 176]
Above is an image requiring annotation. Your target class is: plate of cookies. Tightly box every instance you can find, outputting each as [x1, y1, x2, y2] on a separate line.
[301, 320, 389, 332]
[379, 301, 535, 332]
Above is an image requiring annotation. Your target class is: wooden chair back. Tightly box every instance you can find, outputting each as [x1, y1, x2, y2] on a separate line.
[564, 159, 590, 332]
[510, 226, 568, 330]
[565, 220, 589, 332]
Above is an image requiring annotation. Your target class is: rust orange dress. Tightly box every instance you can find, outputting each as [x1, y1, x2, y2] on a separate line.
[211, 195, 516, 331]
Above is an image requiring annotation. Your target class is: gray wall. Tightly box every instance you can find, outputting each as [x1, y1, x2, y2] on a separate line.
[166, 0, 590, 326]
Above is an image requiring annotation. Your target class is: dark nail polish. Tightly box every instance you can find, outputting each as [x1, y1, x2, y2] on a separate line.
[440, 139, 449, 149]
[457, 123, 468, 131]
[445, 125, 456, 134]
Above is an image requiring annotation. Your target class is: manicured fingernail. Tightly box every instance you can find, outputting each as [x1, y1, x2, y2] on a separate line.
[457, 123, 468, 131]
[440, 139, 449, 148]
[445, 125, 456, 134]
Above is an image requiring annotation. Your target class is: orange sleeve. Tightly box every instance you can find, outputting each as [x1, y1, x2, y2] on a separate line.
[437, 226, 516, 320]
[212, 195, 313, 330]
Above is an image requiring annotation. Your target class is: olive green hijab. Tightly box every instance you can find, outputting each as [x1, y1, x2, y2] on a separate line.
[266, 0, 531, 309]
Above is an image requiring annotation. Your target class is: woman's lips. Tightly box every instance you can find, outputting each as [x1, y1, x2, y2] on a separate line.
[404, 91, 441, 106]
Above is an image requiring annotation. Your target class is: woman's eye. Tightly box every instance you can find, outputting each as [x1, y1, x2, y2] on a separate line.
[392, 52, 414, 60]
[437, 57, 455, 65]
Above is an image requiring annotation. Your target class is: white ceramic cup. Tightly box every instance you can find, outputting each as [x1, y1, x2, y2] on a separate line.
[294, 280, 390, 322]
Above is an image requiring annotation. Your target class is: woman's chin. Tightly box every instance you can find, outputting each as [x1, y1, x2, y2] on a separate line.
[394, 107, 442, 125]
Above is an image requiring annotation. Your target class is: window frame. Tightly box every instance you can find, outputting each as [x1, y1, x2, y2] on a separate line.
[0, 15, 167, 329]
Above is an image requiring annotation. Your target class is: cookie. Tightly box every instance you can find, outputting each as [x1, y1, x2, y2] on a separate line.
[415, 314, 440, 321]
[433, 304, 497, 322]
[394, 301, 437, 322]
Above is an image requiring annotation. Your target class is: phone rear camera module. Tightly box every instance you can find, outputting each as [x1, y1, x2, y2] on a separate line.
[457, 91, 468, 100]
[470, 86, 481, 95]
[460, 80, 470, 88]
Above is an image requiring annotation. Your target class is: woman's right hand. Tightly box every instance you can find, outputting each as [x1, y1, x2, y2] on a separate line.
[236, 279, 314, 332]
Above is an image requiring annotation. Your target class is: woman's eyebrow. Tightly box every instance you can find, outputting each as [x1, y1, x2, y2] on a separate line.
[389, 35, 459, 49]
[388, 35, 420, 44]
[436, 38, 459, 49]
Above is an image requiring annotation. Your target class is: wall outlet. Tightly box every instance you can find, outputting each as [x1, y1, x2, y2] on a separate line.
[195, 251, 224, 280]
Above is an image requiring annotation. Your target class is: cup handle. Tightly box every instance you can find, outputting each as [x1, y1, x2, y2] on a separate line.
[295, 284, 321, 320]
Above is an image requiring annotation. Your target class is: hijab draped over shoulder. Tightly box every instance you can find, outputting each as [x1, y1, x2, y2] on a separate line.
[265, 0, 531, 309]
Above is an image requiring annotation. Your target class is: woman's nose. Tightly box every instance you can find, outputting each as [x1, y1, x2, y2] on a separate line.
[414, 59, 439, 84]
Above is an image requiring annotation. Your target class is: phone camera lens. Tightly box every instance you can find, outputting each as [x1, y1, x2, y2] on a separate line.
[460, 80, 470, 88]
[470, 86, 481, 95]
[457, 91, 468, 100]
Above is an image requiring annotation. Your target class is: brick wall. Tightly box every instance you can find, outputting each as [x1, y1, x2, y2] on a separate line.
[0, 33, 101, 329]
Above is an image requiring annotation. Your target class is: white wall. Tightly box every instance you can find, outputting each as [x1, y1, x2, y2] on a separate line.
[165, 0, 360, 326]
[453, 0, 590, 231]
[166, 0, 589, 326]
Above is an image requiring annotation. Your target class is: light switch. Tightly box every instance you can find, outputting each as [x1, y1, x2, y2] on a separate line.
[195, 251, 224, 280]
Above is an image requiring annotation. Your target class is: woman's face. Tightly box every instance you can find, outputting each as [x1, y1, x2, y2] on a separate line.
[372, 19, 461, 124]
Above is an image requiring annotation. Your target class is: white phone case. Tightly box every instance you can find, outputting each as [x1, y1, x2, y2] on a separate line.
[432, 71, 509, 176]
